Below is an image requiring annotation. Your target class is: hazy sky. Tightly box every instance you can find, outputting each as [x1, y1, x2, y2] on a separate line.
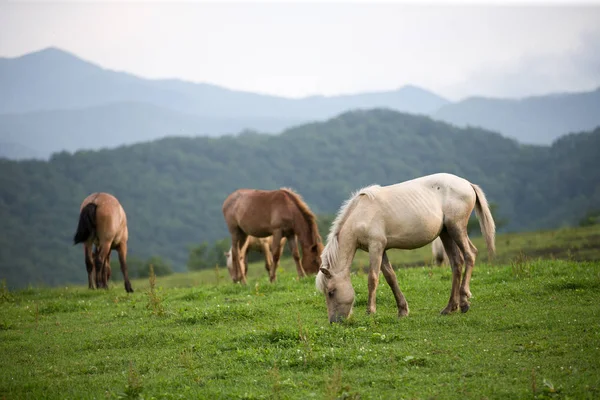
[1, 1, 599, 100]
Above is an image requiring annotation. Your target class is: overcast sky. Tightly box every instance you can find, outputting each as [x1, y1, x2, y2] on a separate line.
[1, 1, 599, 100]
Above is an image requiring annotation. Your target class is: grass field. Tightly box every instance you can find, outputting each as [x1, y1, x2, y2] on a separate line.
[1, 226, 600, 399]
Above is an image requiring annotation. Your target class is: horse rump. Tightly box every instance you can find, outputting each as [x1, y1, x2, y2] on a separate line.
[73, 203, 97, 244]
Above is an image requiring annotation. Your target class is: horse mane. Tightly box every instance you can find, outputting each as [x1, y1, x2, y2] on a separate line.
[318, 184, 380, 284]
[280, 188, 322, 246]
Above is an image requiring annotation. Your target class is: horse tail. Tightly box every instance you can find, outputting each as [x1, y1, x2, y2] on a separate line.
[73, 203, 97, 245]
[471, 184, 496, 257]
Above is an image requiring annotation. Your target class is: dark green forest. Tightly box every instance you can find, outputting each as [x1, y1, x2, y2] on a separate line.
[1, 109, 599, 288]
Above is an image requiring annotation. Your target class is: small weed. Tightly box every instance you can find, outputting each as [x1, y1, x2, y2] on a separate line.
[270, 364, 282, 400]
[511, 252, 532, 278]
[147, 264, 165, 316]
[297, 313, 313, 367]
[122, 361, 143, 399]
[542, 378, 560, 395]
[325, 365, 360, 400]
[214, 264, 221, 286]
[325, 365, 343, 400]
[34, 302, 39, 329]
[0, 279, 12, 303]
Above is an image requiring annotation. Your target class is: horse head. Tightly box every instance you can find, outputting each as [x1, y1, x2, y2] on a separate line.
[316, 266, 355, 323]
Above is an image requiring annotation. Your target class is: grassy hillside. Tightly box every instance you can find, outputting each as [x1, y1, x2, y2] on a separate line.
[0, 110, 599, 289]
[1, 253, 598, 398]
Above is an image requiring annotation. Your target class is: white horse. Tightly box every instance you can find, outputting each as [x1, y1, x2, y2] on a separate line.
[431, 237, 449, 266]
[224, 235, 289, 282]
[316, 173, 495, 323]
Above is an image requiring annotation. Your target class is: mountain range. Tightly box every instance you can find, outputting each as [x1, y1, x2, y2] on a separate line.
[1, 47, 599, 160]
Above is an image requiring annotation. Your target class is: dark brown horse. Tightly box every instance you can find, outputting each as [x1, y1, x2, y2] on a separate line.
[222, 188, 323, 284]
[73, 192, 133, 293]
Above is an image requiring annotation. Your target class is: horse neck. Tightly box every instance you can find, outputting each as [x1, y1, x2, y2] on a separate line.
[324, 228, 356, 275]
[292, 209, 315, 250]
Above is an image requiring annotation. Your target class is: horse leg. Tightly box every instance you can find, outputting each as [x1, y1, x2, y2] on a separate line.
[277, 238, 286, 267]
[117, 242, 134, 293]
[443, 222, 476, 313]
[268, 230, 284, 282]
[93, 246, 103, 289]
[367, 240, 385, 315]
[439, 228, 466, 314]
[104, 251, 112, 288]
[84, 244, 95, 289]
[460, 236, 478, 300]
[95, 242, 111, 290]
[261, 241, 272, 274]
[287, 235, 305, 279]
[231, 230, 247, 284]
[381, 251, 409, 317]
[239, 237, 251, 279]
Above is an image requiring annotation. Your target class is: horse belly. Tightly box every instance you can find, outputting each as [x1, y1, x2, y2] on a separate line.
[384, 211, 443, 250]
[386, 229, 440, 250]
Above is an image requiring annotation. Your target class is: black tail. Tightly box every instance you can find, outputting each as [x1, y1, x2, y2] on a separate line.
[73, 203, 97, 244]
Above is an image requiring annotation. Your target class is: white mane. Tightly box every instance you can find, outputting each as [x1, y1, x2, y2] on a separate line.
[316, 184, 380, 293]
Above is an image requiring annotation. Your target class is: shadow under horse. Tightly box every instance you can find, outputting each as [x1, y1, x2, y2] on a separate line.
[222, 188, 323, 284]
[73, 192, 134, 293]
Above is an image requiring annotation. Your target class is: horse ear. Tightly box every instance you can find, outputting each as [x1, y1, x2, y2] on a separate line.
[320, 267, 332, 278]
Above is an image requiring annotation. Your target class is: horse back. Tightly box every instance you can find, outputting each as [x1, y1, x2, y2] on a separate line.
[81, 192, 128, 245]
[223, 189, 294, 237]
[350, 174, 475, 248]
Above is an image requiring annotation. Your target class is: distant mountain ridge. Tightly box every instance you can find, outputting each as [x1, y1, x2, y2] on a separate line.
[434, 87, 600, 145]
[0, 47, 449, 117]
[0, 102, 305, 158]
[0, 47, 450, 159]
[1, 47, 599, 159]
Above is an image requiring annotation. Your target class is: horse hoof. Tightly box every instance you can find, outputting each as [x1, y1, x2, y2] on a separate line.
[398, 309, 409, 318]
[440, 305, 458, 315]
[460, 303, 470, 313]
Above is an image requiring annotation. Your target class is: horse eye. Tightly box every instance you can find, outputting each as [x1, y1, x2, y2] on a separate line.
[328, 290, 335, 298]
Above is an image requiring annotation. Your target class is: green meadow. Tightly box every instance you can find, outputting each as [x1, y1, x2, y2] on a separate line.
[1, 225, 600, 399]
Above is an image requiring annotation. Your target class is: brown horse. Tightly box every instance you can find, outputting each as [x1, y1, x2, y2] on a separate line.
[225, 235, 289, 281]
[222, 188, 323, 284]
[73, 192, 134, 293]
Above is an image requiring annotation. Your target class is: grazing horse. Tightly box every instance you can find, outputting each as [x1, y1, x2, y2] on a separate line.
[316, 173, 495, 323]
[431, 237, 449, 266]
[222, 188, 323, 284]
[73, 192, 134, 293]
[224, 235, 290, 281]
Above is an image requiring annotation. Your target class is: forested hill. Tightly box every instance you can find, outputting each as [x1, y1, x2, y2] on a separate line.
[1, 109, 599, 289]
